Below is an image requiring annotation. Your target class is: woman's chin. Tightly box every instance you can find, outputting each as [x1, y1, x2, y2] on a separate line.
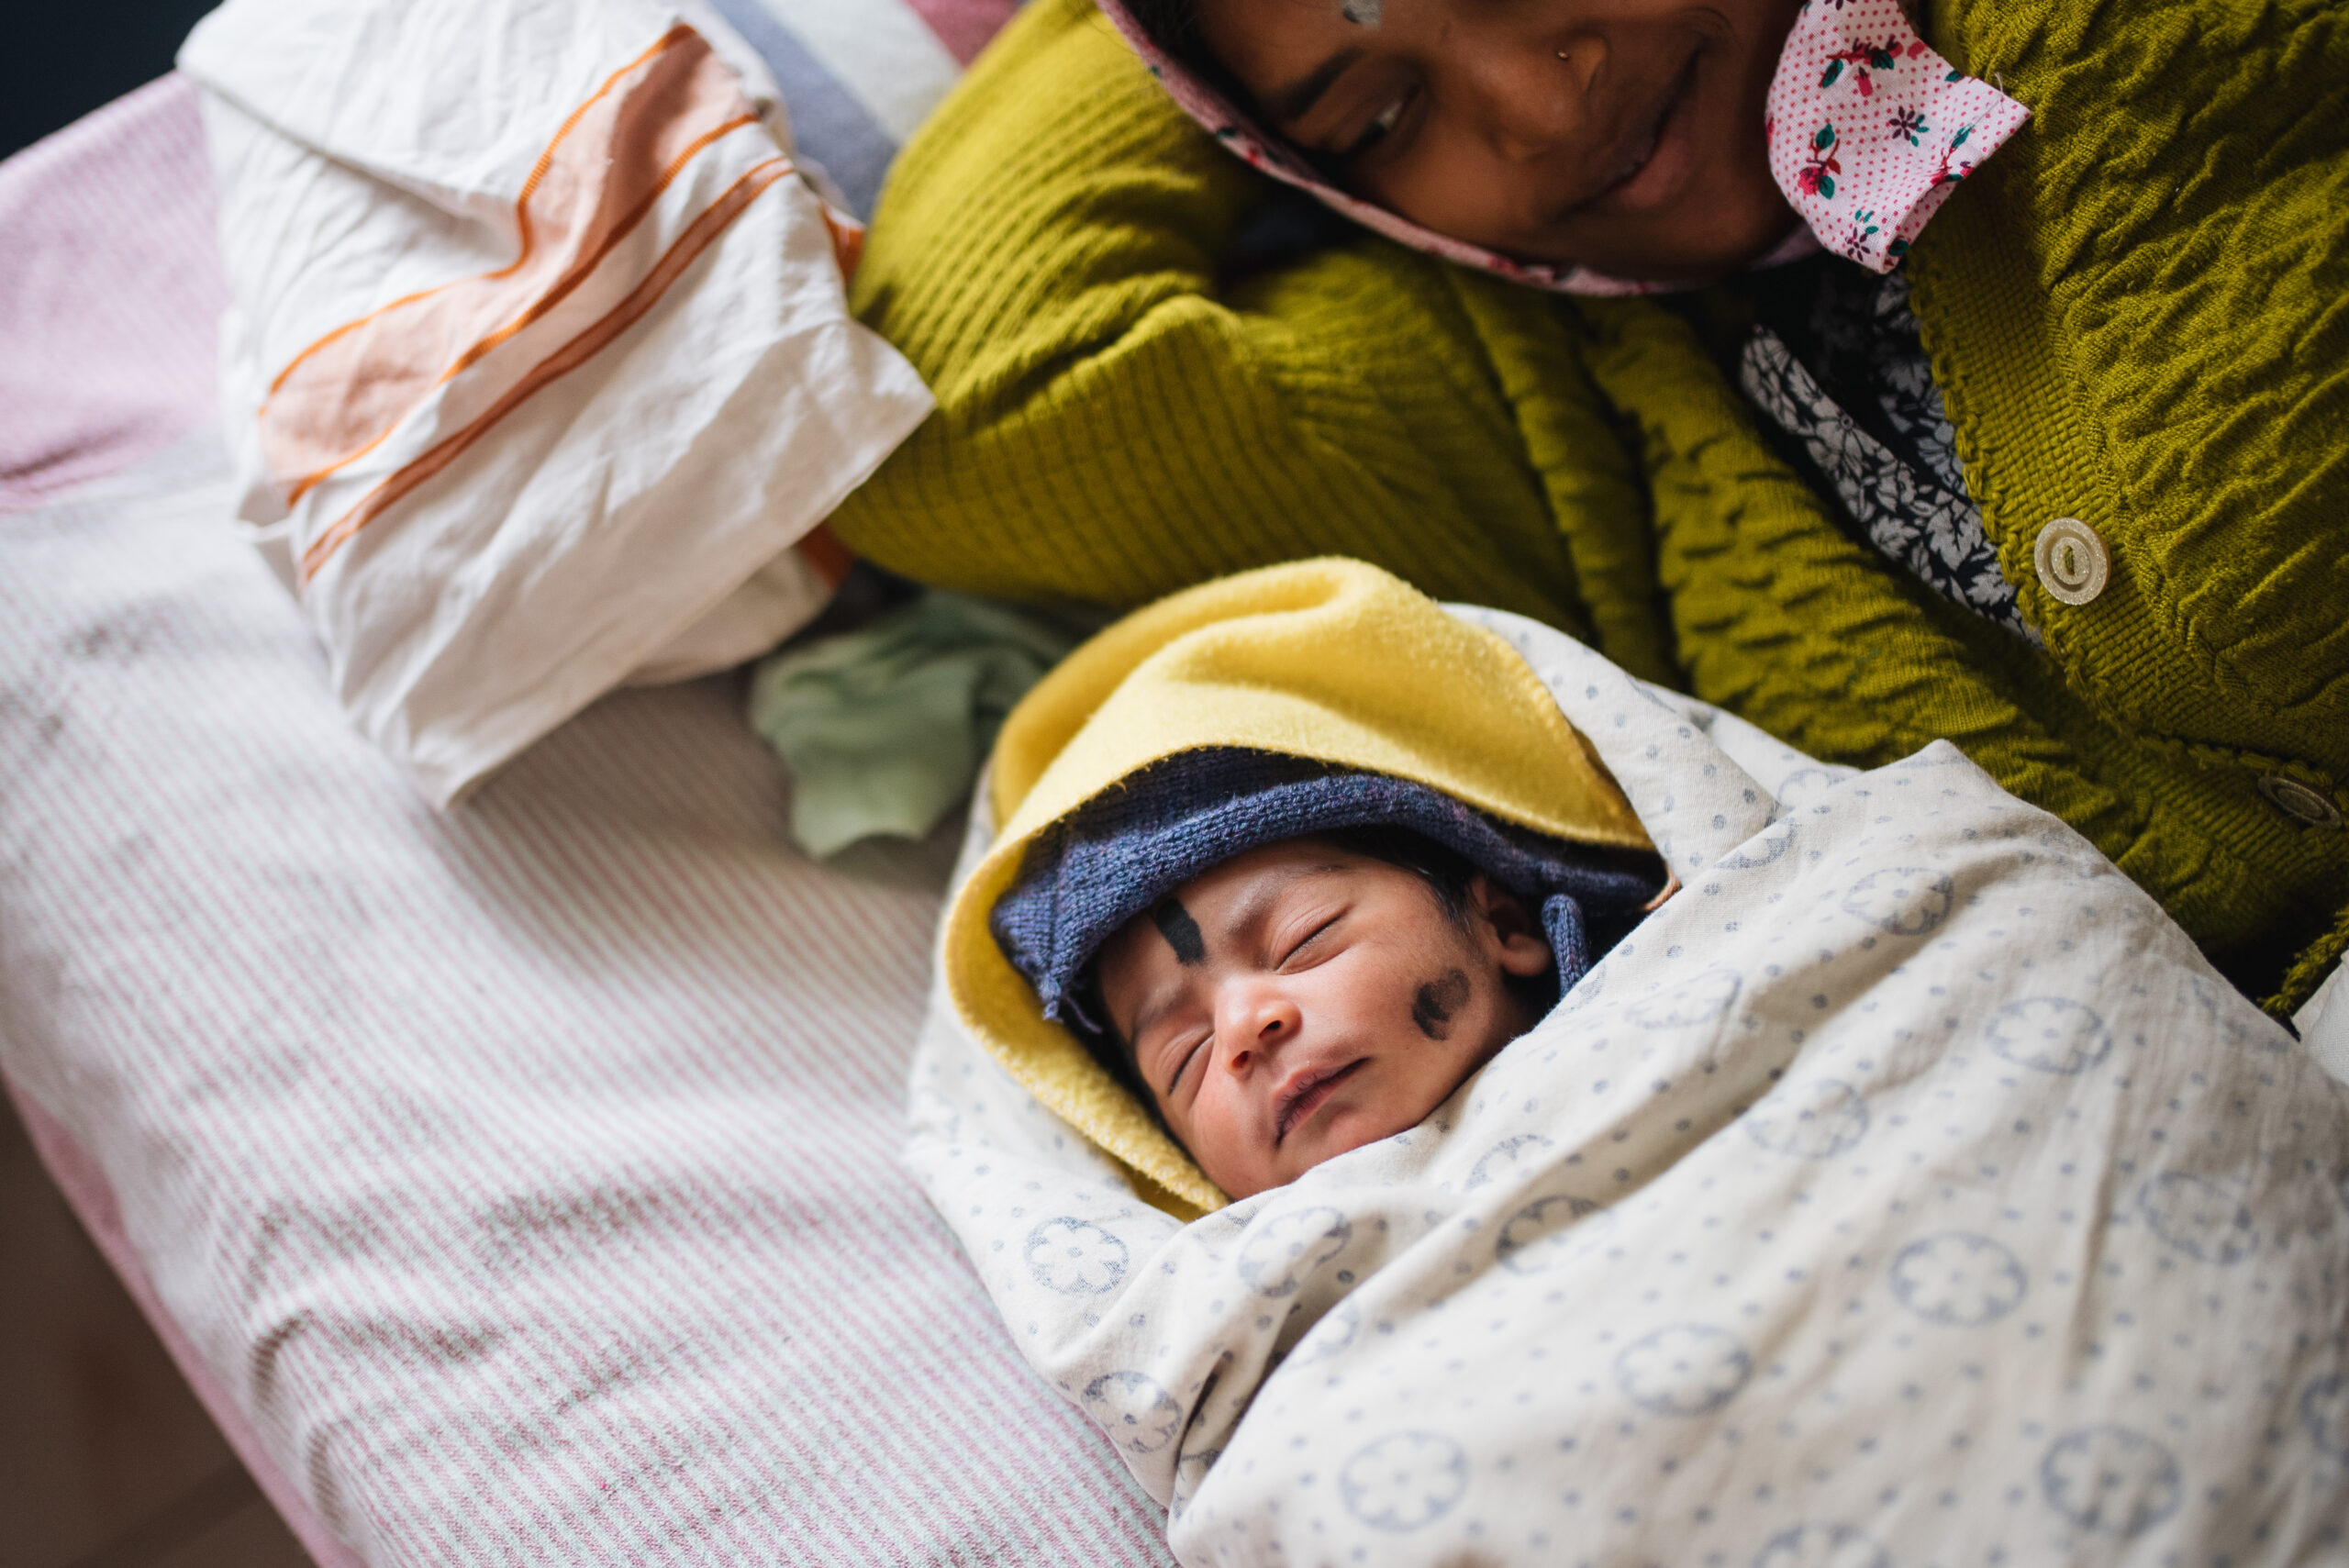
[1676, 202, 1809, 280]
[1522, 195, 1804, 286]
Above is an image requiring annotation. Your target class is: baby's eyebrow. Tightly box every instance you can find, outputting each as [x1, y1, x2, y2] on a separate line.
[1215, 862, 1349, 956]
[1271, 46, 1364, 125]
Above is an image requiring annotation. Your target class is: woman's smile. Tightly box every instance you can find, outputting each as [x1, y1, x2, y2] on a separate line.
[1198, 0, 1805, 283]
[1586, 53, 1700, 214]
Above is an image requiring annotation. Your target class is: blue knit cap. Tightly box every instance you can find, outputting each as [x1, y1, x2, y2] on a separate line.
[990, 749, 1663, 1038]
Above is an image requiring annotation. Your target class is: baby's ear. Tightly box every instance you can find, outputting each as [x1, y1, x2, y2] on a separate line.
[1469, 874, 1553, 978]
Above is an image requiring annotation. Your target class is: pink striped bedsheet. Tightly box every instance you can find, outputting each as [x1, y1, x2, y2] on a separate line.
[0, 15, 1170, 1557]
[0, 74, 224, 512]
[7, 1080, 368, 1568]
[0, 432, 1174, 1564]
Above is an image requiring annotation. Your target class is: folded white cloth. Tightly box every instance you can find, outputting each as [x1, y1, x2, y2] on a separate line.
[182, 0, 933, 805]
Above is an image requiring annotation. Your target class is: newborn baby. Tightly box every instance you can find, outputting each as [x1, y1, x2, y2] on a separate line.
[943, 557, 1665, 1213]
[1091, 831, 1559, 1197]
[990, 753, 1664, 1200]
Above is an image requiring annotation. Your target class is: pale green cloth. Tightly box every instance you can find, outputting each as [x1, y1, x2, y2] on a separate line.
[749, 591, 1076, 856]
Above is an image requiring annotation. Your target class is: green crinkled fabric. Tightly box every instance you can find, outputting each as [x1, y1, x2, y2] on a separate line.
[834, 0, 2349, 1008]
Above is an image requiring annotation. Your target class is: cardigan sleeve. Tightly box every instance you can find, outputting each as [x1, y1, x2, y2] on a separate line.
[827, 0, 1678, 684]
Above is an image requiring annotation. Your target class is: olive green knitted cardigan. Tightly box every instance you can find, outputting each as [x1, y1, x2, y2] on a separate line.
[833, 0, 2349, 1011]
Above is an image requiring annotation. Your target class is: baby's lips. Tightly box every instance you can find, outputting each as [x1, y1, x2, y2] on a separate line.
[1272, 1057, 1363, 1144]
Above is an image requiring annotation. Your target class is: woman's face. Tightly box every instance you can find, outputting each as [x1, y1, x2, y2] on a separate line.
[1194, 0, 1804, 282]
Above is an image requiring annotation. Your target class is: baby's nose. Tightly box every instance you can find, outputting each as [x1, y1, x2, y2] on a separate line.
[1217, 989, 1302, 1073]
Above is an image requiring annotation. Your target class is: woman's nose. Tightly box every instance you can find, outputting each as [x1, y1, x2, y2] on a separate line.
[1214, 984, 1303, 1076]
[1473, 26, 1603, 161]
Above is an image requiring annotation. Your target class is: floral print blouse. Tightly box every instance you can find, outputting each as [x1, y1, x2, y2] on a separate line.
[1737, 260, 2034, 642]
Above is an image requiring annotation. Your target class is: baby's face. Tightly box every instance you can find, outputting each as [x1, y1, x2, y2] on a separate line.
[1095, 839, 1553, 1198]
[1195, 0, 1804, 282]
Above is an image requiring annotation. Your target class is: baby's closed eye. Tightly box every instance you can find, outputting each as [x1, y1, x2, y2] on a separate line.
[1162, 1028, 1212, 1095]
[1277, 911, 1346, 966]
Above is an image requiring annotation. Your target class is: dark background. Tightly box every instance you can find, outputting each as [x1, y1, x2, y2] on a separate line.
[4, 0, 218, 160]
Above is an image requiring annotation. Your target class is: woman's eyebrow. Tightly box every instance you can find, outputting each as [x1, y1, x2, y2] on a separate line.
[1271, 46, 1365, 124]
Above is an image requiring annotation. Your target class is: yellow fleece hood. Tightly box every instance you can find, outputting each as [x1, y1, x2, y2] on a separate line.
[941, 559, 1650, 1217]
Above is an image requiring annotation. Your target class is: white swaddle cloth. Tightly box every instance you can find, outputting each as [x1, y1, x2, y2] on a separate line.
[907, 607, 2349, 1566]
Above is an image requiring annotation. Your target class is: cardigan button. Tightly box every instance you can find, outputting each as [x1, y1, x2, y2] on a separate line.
[2032, 517, 2110, 605]
[2256, 774, 2344, 829]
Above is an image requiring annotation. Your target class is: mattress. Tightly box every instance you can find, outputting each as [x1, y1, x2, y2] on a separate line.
[0, 428, 1175, 1568]
[1, 5, 1176, 1563]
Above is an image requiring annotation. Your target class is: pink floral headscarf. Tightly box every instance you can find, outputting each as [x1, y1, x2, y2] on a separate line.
[1095, 0, 2029, 294]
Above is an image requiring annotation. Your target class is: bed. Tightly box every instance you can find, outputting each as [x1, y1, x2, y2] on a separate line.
[7, 5, 2345, 1565]
[0, 4, 1178, 1562]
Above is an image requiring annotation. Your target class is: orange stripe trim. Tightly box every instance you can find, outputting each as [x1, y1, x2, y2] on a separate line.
[298, 157, 796, 585]
[437, 113, 760, 384]
[795, 525, 855, 589]
[262, 25, 693, 403]
[281, 108, 764, 506]
[819, 208, 866, 281]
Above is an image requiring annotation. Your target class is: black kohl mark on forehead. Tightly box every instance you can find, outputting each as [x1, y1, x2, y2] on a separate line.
[1341, 0, 1382, 24]
[1411, 967, 1471, 1040]
[1152, 898, 1208, 966]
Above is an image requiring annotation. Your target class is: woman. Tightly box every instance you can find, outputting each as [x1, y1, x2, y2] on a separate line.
[827, 0, 2348, 1012]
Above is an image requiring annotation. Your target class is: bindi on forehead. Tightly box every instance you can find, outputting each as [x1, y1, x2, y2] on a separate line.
[1339, 0, 1383, 25]
[1151, 897, 1208, 966]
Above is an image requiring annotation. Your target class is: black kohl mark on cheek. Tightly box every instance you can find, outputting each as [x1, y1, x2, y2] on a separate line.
[1411, 967, 1471, 1040]
[1152, 898, 1208, 966]
[1341, 0, 1382, 24]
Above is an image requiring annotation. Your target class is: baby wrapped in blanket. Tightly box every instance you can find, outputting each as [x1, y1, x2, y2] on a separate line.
[991, 753, 1666, 1199]
[918, 559, 2349, 1564]
[940, 555, 1668, 1210]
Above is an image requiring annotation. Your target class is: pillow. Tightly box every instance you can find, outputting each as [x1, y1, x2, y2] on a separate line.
[181, 0, 936, 806]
